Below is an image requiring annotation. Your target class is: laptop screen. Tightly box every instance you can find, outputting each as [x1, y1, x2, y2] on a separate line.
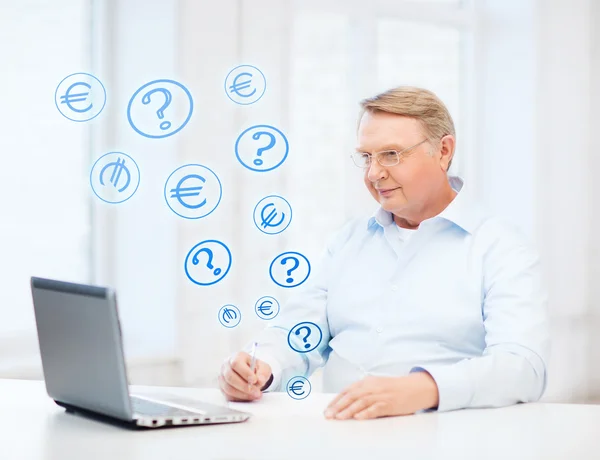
[30, 277, 133, 420]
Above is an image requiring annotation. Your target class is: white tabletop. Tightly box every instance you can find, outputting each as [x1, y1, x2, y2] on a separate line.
[2, 379, 600, 460]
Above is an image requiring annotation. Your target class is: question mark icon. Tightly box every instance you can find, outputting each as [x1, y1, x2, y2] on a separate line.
[235, 124, 289, 172]
[252, 131, 276, 166]
[142, 87, 172, 131]
[192, 247, 222, 276]
[295, 326, 312, 349]
[287, 322, 322, 353]
[280, 256, 300, 284]
[270, 251, 310, 288]
[184, 240, 232, 286]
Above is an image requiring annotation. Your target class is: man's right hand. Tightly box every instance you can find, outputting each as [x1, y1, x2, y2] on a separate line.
[218, 351, 273, 402]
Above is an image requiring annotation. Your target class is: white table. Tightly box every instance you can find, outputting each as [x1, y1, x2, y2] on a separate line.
[2, 379, 600, 460]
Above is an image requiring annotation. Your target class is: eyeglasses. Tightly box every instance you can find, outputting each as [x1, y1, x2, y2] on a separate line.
[350, 138, 429, 169]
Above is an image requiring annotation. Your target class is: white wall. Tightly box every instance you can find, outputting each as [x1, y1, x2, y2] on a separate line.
[534, 0, 594, 402]
[535, 0, 591, 320]
[472, 0, 596, 403]
[586, 0, 600, 400]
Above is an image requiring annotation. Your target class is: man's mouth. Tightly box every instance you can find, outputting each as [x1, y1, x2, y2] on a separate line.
[377, 186, 401, 194]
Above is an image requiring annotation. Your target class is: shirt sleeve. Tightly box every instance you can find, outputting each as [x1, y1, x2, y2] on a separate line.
[410, 220, 551, 412]
[242, 220, 356, 392]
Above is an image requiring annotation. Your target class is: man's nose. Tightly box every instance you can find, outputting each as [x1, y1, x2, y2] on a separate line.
[367, 160, 387, 182]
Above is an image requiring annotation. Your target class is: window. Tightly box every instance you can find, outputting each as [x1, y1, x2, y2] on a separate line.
[377, 19, 461, 139]
[0, 0, 92, 372]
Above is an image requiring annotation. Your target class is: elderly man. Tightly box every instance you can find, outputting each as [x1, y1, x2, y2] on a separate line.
[218, 86, 550, 420]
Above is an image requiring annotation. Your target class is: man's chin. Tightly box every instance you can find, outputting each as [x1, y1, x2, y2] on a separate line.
[379, 198, 401, 211]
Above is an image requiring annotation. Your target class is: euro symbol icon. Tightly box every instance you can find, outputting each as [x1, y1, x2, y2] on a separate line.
[222, 307, 237, 323]
[60, 81, 92, 113]
[260, 203, 285, 229]
[170, 174, 206, 209]
[289, 380, 305, 396]
[228, 72, 256, 98]
[257, 300, 273, 316]
[99, 157, 131, 192]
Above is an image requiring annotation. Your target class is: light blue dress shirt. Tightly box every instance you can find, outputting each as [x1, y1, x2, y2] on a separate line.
[249, 176, 550, 412]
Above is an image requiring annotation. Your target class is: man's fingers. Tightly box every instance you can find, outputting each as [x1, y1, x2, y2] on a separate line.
[221, 352, 273, 394]
[230, 353, 258, 384]
[255, 361, 272, 388]
[219, 375, 247, 401]
[218, 375, 260, 402]
[228, 352, 251, 369]
[354, 401, 387, 420]
[325, 388, 348, 412]
[334, 396, 374, 420]
[223, 365, 261, 397]
[325, 390, 359, 418]
[325, 377, 367, 411]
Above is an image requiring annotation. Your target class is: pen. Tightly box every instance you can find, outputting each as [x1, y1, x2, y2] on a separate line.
[249, 341, 258, 392]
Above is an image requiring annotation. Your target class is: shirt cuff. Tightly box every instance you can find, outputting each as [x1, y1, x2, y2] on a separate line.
[410, 364, 474, 412]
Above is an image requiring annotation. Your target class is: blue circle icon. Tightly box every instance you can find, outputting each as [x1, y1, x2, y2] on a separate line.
[164, 164, 222, 219]
[224, 64, 267, 105]
[253, 195, 292, 235]
[90, 152, 140, 204]
[287, 322, 322, 353]
[269, 252, 311, 288]
[254, 296, 280, 320]
[55, 72, 106, 122]
[235, 124, 289, 172]
[127, 79, 193, 139]
[287, 376, 311, 400]
[219, 304, 241, 328]
[184, 240, 232, 286]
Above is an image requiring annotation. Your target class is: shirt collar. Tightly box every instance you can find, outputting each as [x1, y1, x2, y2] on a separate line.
[367, 176, 487, 234]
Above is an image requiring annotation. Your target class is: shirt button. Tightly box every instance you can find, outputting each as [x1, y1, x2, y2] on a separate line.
[376, 327, 383, 334]
[391, 284, 398, 291]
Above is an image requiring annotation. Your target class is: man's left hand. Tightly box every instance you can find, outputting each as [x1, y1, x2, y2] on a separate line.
[324, 371, 439, 420]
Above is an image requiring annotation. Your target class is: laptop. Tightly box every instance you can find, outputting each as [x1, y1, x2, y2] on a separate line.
[30, 276, 250, 428]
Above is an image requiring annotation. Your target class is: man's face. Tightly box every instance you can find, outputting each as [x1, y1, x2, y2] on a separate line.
[357, 111, 447, 219]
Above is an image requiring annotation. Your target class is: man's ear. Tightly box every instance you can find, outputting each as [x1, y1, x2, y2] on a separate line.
[438, 135, 455, 172]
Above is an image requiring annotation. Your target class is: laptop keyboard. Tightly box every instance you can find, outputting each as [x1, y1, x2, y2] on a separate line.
[131, 396, 205, 417]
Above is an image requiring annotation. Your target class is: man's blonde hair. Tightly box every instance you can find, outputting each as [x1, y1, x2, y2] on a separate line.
[359, 86, 456, 170]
